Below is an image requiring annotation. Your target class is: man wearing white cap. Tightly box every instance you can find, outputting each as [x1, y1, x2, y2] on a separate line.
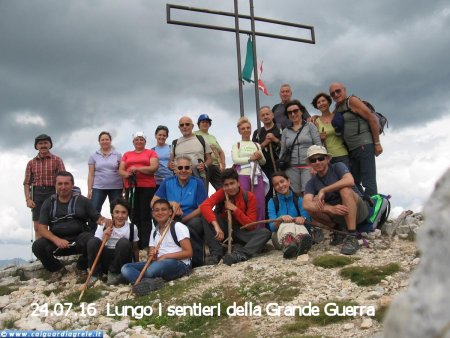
[302, 145, 369, 255]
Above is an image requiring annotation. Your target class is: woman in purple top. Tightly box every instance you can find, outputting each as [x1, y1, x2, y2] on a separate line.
[87, 131, 123, 212]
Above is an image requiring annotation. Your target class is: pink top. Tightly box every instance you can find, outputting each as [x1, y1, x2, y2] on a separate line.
[121, 149, 158, 188]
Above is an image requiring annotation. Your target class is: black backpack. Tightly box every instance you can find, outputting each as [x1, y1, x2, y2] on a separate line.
[172, 135, 206, 159]
[332, 95, 388, 136]
[272, 191, 301, 217]
[152, 221, 180, 247]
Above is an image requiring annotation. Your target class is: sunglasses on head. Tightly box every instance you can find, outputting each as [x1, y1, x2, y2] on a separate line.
[330, 88, 343, 97]
[309, 156, 326, 163]
[287, 108, 300, 115]
[179, 123, 192, 128]
[177, 165, 191, 171]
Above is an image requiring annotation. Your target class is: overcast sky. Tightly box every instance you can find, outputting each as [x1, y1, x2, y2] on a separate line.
[1, 0, 449, 260]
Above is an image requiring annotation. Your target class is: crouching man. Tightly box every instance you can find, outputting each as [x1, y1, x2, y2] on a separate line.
[200, 169, 271, 265]
[302, 146, 369, 255]
[32, 171, 112, 281]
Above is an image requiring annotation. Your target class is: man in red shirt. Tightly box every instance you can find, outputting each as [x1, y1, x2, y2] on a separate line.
[200, 169, 271, 265]
[24, 134, 65, 239]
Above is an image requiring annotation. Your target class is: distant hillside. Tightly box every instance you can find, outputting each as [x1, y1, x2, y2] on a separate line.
[0, 258, 28, 268]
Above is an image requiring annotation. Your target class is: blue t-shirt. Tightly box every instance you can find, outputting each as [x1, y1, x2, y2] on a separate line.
[152, 144, 173, 185]
[304, 162, 362, 205]
[267, 191, 311, 232]
[155, 176, 207, 217]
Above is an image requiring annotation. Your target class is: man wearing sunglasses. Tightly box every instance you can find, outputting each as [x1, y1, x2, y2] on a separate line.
[302, 145, 369, 255]
[329, 82, 382, 196]
[152, 155, 208, 267]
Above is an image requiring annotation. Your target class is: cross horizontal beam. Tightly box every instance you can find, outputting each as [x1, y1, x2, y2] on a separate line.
[166, 4, 315, 44]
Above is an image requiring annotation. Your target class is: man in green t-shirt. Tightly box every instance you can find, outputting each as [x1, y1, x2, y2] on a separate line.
[194, 114, 226, 192]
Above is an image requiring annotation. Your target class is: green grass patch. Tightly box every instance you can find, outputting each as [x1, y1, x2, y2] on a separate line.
[43, 287, 65, 297]
[0, 285, 16, 296]
[282, 300, 358, 334]
[237, 276, 299, 303]
[63, 286, 105, 306]
[313, 254, 356, 268]
[1, 319, 15, 329]
[340, 263, 400, 286]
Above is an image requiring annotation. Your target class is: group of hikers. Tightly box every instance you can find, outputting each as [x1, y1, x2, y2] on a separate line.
[23, 82, 384, 296]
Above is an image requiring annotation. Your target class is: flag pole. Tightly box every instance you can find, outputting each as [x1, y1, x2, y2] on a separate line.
[234, 0, 245, 117]
[249, 0, 261, 129]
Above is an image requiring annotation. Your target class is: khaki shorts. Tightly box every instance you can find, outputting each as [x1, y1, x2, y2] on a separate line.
[277, 222, 309, 244]
[332, 195, 369, 227]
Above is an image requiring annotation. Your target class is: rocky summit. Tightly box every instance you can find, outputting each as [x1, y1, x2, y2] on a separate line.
[0, 212, 421, 338]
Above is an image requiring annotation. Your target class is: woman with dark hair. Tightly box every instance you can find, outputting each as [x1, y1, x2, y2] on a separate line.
[119, 131, 159, 249]
[151, 125, 173, 189]
[87, 197, 139, 285]
[311, 92, 349, 167]
[267, 172, 313, 258]
[279, 100, 321, 194]
[121, 198, 192, 296]
[87, 131, 123, 213]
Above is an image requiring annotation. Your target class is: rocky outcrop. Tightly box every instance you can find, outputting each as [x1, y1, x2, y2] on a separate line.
[383, 168, 450, 338]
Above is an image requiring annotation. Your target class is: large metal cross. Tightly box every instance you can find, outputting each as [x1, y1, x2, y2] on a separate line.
[167, 1, 315, 127]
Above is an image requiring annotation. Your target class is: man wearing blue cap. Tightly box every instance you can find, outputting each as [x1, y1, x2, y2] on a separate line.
[194, 114, 226, 191]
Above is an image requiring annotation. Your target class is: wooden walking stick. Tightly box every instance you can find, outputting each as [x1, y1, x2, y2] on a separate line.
[268, 143, 278, 172]
[241, 218, 357, 237]
[79, 224, 111, 301]
[128, 206, 179, 297]
[224, 192, 233, 254]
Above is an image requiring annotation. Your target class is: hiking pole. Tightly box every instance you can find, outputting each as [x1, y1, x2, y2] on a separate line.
[128, 172, 137, 223]
[268, 143, 278, 172]
[79, 223, 112, 301]
[240, 218, 282, 230]
[29, 181, 35, 263]
[224, 192, 233, 254]
[128, 206, 179, 297]
[250, 160, 257, 193]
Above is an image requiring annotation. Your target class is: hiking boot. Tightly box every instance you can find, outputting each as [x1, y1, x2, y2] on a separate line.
[204, 255, 222, 266]
[282, 244, 299, 259]
[311, 228, 325, 244]
[48, 267, 68, 283]
[132, 277, 165, 297]
[88, 275, 99, 287]
[107, 272, 123, 285]
[330, 232, 345, 246]
[340, 235, 359, 255]
[295, 234, 313, 255]
[223, 252, 248, 266]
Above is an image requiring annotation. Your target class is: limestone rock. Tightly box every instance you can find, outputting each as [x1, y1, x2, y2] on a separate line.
[383, 168, 450, 338]
[111, 319, 130, 334]
[361, 318, 373, 329]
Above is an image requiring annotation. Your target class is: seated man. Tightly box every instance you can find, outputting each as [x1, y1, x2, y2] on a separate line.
[302, 145, 369, 255]
[200, 168, 271, 265]
[152, 155, 208, 267]
[32, 171, 112, 281]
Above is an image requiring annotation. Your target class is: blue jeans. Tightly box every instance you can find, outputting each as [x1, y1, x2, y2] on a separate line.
[121, 259, 190, 284]
[349, 143, 377, 196]
[91, 188, 123, 212]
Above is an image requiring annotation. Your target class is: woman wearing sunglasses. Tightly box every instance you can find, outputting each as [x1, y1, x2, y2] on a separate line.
[267, 172, 313, 259]
[311, 93, 349, 167]
[279, 99, 321, 195]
